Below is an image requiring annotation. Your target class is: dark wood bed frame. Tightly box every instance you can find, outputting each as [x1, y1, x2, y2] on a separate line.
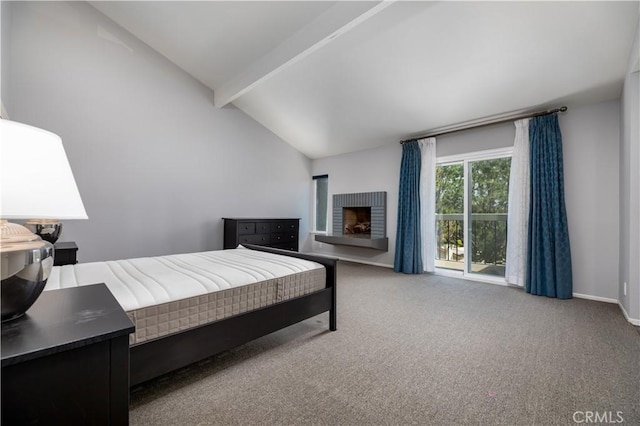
[129, 244, 338, 386]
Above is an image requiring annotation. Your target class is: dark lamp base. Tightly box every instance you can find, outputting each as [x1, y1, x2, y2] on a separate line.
[1, 275, 48, 322]
[1, 221, 54, 322]
[24, 220, 62, 244]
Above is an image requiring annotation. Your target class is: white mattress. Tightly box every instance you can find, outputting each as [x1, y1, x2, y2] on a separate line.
[45, 247, 326, 344]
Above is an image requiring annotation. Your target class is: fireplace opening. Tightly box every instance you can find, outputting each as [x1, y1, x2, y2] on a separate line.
[343, 207, 371, 236]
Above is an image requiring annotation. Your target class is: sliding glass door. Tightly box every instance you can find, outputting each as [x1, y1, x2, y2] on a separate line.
[435, 149, 511, 280]
[435, 163, 464, 272]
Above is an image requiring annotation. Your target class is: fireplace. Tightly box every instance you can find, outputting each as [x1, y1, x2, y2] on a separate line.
[343, 207, 371, 235]
[314, 191, 388, 251]
[333, 192, 385, 238]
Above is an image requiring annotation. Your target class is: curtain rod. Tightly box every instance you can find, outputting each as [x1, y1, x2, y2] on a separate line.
[399, 106, 568, 144]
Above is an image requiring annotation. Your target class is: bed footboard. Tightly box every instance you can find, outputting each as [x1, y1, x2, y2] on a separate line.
[129, 246, 338, 386]
[242, 244, 338, 331]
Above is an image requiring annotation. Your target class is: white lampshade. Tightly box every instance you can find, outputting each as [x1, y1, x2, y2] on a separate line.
[0, 119, 87, 220]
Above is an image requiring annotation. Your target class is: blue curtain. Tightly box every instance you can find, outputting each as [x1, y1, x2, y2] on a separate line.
[394, 141, 423, 273]
[526, 114, 573, 298]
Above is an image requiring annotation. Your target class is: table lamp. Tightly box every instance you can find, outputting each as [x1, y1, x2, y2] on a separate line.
[0, 119, 87, 321]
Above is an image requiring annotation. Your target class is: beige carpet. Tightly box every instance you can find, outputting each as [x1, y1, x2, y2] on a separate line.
[130, 262, 640, 425]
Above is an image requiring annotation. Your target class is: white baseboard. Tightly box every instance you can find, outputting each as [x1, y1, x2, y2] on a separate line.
[572, 293, 618, 304]
[618, 302, 640, 326]
[573, 294, 640, 326]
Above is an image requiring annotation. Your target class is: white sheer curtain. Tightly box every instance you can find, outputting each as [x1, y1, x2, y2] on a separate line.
[419, 138, 437, 272]
[505, 119, 530, 286]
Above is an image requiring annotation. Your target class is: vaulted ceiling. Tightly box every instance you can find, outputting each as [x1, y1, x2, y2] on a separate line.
[90, 1, 639, 159]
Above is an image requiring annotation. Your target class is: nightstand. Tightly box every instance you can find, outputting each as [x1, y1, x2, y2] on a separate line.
[54, 241, 78, 266]
[1, 284, 135, 425]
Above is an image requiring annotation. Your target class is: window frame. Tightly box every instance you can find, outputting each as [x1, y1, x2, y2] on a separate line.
[312, 174, 329, 234]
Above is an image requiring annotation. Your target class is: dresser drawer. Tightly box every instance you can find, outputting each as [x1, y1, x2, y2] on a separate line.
[238, 234, 270, 245]
[270, 243, 297, 251]
[255, 222, 271, 234]
[271, 221, 298, 233]
[237, 222, 256, 235]
[271, 232, 296, 245]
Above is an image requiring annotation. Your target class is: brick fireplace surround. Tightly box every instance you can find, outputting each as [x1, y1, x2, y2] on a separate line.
[315, 191, 389, 251]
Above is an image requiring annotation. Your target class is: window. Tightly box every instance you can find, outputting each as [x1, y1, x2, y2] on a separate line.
[435, 148, 511, 280]
[313, 175, 328, 233]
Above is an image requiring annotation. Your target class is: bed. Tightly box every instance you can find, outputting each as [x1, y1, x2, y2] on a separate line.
[44, 244, 337, 386]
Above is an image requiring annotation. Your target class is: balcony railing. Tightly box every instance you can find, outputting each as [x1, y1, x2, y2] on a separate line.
[435, 213, 507, 276]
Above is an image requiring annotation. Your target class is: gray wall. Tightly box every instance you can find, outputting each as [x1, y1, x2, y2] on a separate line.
[562, 100, 620, 302]
[435, 122, 515, 157]
[311, 100, 623, 306]
[308, 143, 401, 266]
[2, 1, 312, 262]
[1, 1, 10, 116]
[619, 18, 640, 323]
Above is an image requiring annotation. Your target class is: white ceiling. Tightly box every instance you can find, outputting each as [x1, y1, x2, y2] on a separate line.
[91, 1, 639, 159]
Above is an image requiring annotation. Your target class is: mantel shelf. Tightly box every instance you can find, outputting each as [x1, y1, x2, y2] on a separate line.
[314, 234, 388, 251]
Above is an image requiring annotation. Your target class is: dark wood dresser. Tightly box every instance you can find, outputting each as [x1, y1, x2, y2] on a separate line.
[223, 218, 300, 251]
[1, 284, 135, 425]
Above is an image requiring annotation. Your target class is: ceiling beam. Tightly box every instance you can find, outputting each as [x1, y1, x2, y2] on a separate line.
[213, 1, 395, 108]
